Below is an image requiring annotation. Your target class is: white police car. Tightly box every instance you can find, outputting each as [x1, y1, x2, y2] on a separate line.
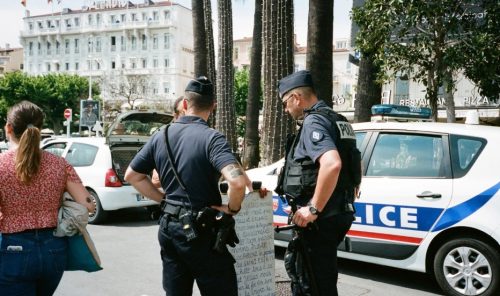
[247, 107, 500, 296]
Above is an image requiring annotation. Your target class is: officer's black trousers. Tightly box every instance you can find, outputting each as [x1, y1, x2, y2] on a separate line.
[300, 212, 354, 296]
[158, 215, 238, 296]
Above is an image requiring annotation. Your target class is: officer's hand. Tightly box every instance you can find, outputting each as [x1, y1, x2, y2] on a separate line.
[258, 187, 269, 198]
[292, 206, 318, 228]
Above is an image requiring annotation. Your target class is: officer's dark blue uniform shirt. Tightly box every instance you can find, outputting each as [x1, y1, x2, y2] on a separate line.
[293, 100, 338, 162]
[129, 115, 236, 209]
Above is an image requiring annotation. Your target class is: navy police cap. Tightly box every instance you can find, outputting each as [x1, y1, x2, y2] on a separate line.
[278, 70, 314, 99]
[185, 76, 214, 96]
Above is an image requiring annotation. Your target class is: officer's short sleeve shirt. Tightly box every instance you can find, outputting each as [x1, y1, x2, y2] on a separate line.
[293, 101, 338, 163]
[129, 116, 236, 208]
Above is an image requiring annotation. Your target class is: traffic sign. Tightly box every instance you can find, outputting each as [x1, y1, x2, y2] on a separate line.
[64, 108, 72, 120]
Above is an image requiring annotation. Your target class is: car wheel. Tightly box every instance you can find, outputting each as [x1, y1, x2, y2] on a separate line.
[88, 190, 107, 224]
[433, 237, 500, 296]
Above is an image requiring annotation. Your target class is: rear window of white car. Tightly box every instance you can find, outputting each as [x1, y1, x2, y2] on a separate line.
[65, 143, 98, 167]
[449, 135, 486, 178]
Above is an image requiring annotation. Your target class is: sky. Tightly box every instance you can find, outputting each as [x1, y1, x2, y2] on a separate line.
[0, 0, 353, 49]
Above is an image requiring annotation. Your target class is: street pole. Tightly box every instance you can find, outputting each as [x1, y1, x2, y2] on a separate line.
[66, 118, 71, 138]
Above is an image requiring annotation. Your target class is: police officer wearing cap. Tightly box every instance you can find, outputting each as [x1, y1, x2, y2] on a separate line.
[278, 70, 359, 296]
[125, 76, 252, 295]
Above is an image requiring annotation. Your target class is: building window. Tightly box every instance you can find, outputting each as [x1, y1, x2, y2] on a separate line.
[153, 34, 158, 49]
[111, 61, 116, 69]
[164, 11, 170, 21]
[65, 40, 70, 54]
[120, 36, 126, 51]
[75, 62, 79, 70]
[163, 82, 170, 94]
[29, 42, 33, 56]
[131, 13, 137, 21]
[131, 36, 137, 50]
[47, 63, 51, 72]
[121, 60, 125, 69]
[29, 22, 33, 31]
[96, 61, 100, 70]
[96, 37, 101, 52]
[47, 42, 52, 55]
[88, 14, 93, 25]
[74, 39, 79, 54]
[142, 12, 147, 21]
[56, 41, 60, 54]
[111, 36, 116, 52]
[121, 14, 126, 22]
[74, 17, 80, 27]
[110, 15, 116, 23]
[142, 34, 147, 50]
[38, 42, 42, 55]
[96, 14, 101, 25]
[65, 63, 69, 70]
[88, 38, 93, 53]
[38, 21, 43, 29]
[142, 58, 147, 68]
[164, 58, 170, 68]
[153, 11, 159, 20]
[153, 58, 158, 68]
[164, 33, 170, 49]
[234, 47, 239, 60]
[55, 63, 60, 71]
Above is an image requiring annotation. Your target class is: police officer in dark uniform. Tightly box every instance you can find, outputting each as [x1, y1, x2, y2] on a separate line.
[125, 76, 252, 296]
[278, 70, 360, 296]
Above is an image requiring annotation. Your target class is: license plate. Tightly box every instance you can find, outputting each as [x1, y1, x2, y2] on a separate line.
[136, 194, 149, 201]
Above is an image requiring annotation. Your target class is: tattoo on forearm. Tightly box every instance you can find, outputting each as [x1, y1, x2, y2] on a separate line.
[86, 197, 93, 203]
[228, 164, 244, 178]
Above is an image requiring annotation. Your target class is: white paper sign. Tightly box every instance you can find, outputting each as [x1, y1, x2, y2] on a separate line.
[225, 192, 275, 296]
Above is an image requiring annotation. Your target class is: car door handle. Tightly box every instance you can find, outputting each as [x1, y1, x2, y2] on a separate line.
[417, 192, 442, 199]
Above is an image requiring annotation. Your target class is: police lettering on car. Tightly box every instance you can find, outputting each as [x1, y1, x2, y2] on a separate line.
[125, 76, 252, 296]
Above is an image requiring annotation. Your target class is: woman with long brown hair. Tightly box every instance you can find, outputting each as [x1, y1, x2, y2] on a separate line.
[0, 101, 95, 295]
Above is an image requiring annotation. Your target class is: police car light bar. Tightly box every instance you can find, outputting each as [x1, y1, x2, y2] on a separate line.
[371, 104, 432, 122]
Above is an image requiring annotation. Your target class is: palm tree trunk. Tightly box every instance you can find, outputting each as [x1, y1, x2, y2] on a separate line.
[242, 0, 263, 169]
[354, 54, 382, 122]
[203, 0, 217, 127]
[192, 0, 208, 77]
[306, 0, 333, 106]
[261, 0, 294, 165]
[215, 0, 237, 152]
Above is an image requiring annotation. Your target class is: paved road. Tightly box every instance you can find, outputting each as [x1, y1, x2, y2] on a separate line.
[55, 208, 443, 296]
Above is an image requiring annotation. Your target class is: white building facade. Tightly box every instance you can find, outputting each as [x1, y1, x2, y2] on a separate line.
[21, 0, 194, 106]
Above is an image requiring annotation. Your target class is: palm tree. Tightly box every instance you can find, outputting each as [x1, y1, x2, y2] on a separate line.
[242, 0, 263, 169]
[215, 0, 237, 151]
[351, 0, 381, 122]
[261, 0, 295, 165]
[203, 0, 217, 127]
[191, 0, 208, 77]
[306, 0, 334, 106]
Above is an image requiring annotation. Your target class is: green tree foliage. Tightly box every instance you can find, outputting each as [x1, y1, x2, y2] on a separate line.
[234, 69, 250, 117]
[454, 1, 499, 100]
[353, 0, 490, 120]
[0, 72, 98, 133]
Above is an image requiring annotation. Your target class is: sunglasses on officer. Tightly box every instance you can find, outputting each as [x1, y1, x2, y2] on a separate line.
[282, 92, 295, 109]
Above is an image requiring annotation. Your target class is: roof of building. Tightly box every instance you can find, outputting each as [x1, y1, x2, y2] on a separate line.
[24, 1, 182, 20]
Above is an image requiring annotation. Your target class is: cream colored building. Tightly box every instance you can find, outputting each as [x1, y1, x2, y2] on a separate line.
[0, 45, 24, 77]
[20, 0, 194, 105]
[233, 37, 357, 112]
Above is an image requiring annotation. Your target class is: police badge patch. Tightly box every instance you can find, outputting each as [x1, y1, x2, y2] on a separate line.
[311, 131, 323, 142]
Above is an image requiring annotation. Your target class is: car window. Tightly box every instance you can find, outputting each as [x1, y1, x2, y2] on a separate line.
[43, 142, 67, 157]
[367, 133, 445, 177]
[355, 132, 366, 151]
[66, 142, 98, 167]
[449, 135, 486, 178]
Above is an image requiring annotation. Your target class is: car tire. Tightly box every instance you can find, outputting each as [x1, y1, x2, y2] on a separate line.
[88, 190, 107, 224]
[433, 237, 500, 296]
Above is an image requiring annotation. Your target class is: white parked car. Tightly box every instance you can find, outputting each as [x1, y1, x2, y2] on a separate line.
[248, 120, 500, 296]
[42, 110, 173, 224]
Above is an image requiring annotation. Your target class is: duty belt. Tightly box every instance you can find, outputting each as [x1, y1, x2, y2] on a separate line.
[162, 203, 194, 219]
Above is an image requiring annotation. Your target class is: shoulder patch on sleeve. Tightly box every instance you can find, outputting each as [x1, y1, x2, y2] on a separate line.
[336, 121, 356, 140]
[310, 131, 324, 142]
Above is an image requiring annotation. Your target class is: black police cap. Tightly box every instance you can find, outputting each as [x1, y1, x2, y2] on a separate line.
[185, 76, 214, 96]
[278, 70, 314, 99]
